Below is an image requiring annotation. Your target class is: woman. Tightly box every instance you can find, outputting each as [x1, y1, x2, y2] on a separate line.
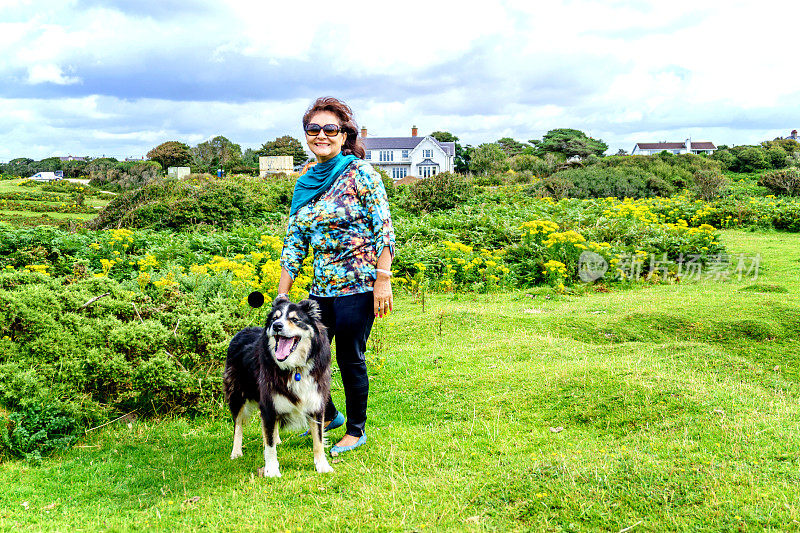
[277, 96, 395, 455]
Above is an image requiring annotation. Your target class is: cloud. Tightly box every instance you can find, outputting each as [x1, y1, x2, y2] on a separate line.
[2, 0, 800, 161]
[26, 63, 82, 85]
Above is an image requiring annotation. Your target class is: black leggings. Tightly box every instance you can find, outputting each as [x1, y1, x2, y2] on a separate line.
[310, 291, 374, 437]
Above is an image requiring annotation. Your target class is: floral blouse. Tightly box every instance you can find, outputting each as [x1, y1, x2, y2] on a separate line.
[280, 160, 396, 297]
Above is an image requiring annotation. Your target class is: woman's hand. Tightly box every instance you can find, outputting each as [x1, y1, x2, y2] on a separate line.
[373, 274, 393, 318]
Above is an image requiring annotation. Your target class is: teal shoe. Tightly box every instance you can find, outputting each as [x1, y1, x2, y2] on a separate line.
[330, 434, 367, 456]
[300, 412, 345, 437]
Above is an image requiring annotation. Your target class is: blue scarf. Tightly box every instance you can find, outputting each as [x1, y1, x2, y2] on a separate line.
[290, 153, 358, 216]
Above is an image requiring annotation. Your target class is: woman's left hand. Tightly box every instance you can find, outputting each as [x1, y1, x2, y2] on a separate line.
[373, 275, 393, 318]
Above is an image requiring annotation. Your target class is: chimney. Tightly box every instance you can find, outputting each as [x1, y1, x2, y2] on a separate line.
[411, 125, 418, 137]
[360, 126, 367, 138]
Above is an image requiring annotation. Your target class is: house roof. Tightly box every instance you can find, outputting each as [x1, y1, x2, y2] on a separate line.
[362, 136, 455, 156]
[690, 142, 716, 150]
[635, 141, 716, 150]
[418, 158, 437, 165]
[635, 142, 686, 150]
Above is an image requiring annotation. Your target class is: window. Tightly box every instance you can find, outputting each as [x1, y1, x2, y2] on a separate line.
[418, 165, 438, 178]
[392, 167, 407, 180]
[365, 151, 371, 160]
[423, 149, 433, 158]
[402, 149, 409, 158]
[380, 150, 394, 162]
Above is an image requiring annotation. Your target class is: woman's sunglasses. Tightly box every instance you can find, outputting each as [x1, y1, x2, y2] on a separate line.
[304, 123, 343, 137]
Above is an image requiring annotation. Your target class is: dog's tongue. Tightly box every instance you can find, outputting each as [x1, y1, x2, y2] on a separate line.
[276, 336, 295, 361]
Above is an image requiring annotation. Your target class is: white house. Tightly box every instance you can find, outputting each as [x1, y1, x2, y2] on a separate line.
[361, 126, 456, 179]
[631, 139, 716, 155]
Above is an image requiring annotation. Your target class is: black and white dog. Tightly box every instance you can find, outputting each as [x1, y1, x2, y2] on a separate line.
[224, 296, 333, 477]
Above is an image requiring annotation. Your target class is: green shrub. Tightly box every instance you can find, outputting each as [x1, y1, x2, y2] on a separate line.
[771, 202, 800, 231]
[88, 175, 291, 230]
[693, 169, 729, 200]
[406, 172, 475, 213]
[1, 402, 82, 461]
[759, 168, 800, 196]
[550, 167, 660, 199]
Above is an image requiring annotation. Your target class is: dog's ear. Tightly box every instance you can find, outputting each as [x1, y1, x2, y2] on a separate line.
[298, 299, 321, 320]
[248, 291, 265, 308]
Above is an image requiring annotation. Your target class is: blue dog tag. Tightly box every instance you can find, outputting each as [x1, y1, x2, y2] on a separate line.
[294, 372, 301, 382]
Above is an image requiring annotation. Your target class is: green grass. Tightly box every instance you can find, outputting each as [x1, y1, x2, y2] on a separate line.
[1, 229, 799, 531]
[0, 210, 97, 221]
[0, 178, 107, 224]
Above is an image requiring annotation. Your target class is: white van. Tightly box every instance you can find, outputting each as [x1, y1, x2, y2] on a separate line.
[30, 171, 63, 182]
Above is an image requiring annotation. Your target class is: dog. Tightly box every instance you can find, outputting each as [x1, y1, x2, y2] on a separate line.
[223, 296, 333, 477]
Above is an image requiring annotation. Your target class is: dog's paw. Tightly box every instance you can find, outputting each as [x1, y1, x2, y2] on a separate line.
[314, 458, 334, 474]
[258, 463, 281, 478]
[230, 450, 243, 460]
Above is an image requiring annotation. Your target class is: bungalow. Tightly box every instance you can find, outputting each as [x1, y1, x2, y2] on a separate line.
[361, 126, 455, 179]
[631, 139, 716, 156]
[59, 155, 87, 162]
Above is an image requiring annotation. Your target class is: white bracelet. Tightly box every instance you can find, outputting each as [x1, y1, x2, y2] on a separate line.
[376, 268, 392, 277]
[276, 293, 289, 299]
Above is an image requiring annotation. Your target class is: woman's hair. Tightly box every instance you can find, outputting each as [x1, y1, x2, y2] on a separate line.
[302, 96, 366, 159]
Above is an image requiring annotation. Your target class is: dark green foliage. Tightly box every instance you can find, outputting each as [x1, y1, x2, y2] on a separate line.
[191, 136, 243, 174]
[146, 141, 192, 170]
[87, 160, 162, 192]
[758, 168, 800, 196]
[496, 137, 528, 157]
[257, 135, 309, 167]
[469, 143, 509, 175]
[405, 172, 475, 213]
[532, 128, 608, 158]
[510, 154, 548, 175]
[87, 175, 293, 230]
[771, 202, 800, 231]
[547, 167, 664, 199]
[1, 402, 82, 461]
[693, 169, 729, 200]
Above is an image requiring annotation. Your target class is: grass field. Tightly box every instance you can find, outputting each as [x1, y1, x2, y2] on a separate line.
[0, 178, 109, 225]
[1, 229, 799, 532]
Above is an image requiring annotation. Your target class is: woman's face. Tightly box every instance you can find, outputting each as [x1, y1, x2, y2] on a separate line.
[306, 110, 347, 163]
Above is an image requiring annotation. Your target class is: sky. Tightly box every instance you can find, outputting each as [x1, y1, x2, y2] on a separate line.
[2, 0, 800, 161]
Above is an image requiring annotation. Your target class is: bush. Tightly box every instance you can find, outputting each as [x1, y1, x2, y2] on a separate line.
[547, 167, 660, 199]
[693, 169, 729, 200]
[759, 168, 800, 196]
[1, 402, 82, 461]
[406, 172, 475, 213]
[87, 174, 292, 230]
[87, 160, 162, 192]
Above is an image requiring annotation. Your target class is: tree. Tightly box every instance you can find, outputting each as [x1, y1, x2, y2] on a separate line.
[147, 141, 192, 170]
[731, 146, 769, 173]
[242, 148, 259, 167]
[469, 143, 509, 175]
[257, 135, 309, 167]
[192, 135, 242, 173]
[616, 148, 628, 156]
[430, 131, 469, 173]
[496, 137, 528, 157]
[531, 128, 608, 158]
